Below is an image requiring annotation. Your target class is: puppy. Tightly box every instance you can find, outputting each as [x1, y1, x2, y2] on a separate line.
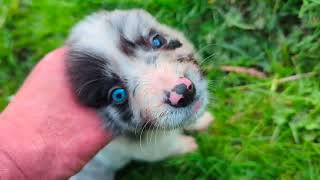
[66, 9, 213, 180]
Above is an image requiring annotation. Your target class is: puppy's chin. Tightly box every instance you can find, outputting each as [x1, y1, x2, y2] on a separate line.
[151, 97, 208, 130]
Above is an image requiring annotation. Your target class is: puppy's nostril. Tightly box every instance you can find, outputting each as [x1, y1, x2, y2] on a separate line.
[177, 98, 185, 105]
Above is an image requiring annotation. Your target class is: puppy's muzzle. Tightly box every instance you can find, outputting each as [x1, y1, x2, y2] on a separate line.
[165, 77, 196, 107]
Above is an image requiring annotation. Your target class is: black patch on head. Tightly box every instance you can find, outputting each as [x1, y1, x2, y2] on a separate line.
[67, 50, 121, 108]
[165, 39, 182, 50]
[135, 36, 151, 50]
[67, 49, 136, 136]
[119, 36, 136, 56]
[177, 54, 198, 65]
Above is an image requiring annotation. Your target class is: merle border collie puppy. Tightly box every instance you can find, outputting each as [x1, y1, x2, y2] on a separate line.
[67, 9, 213, 180]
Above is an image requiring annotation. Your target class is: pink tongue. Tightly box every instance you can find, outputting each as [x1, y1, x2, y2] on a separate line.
[193, 100, 202, 113]
[169, 92, 183, 105]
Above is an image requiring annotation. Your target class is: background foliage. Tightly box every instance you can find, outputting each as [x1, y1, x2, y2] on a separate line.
[1, 0, 320, 179]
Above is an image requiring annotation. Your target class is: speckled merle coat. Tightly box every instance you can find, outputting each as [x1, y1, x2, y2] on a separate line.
[66, 9, 213, 180]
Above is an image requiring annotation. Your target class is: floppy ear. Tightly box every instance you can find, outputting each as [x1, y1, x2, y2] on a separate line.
[67, 49, 120, 108]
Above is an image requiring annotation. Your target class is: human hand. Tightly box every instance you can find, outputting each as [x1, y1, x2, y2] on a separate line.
[0, 48, 112, 180]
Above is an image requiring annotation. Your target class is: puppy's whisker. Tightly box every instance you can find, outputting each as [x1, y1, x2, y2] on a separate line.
[199, 53, 217, 66]
[134, 122, 139, 135]
[148, 120, 156, 145]
[140, 118, 151, 153]
[154, 121, 161, 146]
[196, 43, 218, 54]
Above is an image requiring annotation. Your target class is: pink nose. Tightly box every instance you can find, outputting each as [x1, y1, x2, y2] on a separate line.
[165, 77, 196, 107]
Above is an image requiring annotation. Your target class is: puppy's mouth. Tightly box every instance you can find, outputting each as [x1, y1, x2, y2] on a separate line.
[139, 95, 206, 130]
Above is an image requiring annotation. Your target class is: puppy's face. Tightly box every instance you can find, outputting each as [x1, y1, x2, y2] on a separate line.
[67, 10, 208, 135]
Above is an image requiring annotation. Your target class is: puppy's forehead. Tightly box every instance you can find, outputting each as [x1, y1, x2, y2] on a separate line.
[110, 9, 195, 51]
[108, 9, 157, 40]
[68, 9, 196, 59]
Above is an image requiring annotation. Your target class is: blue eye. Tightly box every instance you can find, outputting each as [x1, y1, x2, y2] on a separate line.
[151, 35, 164, 48]
[111, 88, 128, 104]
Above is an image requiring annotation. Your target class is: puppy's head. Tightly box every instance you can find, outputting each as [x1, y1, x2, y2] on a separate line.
[67, 9, 208, 135]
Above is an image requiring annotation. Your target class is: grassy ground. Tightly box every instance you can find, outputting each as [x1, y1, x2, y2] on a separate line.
[1, 0, 320, 179]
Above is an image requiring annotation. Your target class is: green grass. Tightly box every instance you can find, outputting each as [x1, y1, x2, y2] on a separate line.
[1, 0, 320, 179]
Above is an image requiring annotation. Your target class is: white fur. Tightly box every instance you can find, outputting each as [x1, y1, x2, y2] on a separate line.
[67, 9, 213, 180]
[71, 112, 212, 180]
